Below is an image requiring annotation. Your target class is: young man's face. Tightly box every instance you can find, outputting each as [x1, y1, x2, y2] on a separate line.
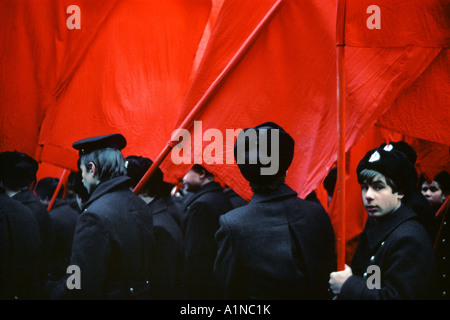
[361, 173, 403, 218]
[421, 181, 446, 209]
[79, 163, 99, 194]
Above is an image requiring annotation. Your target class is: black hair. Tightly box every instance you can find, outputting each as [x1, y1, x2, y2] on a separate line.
[250, 174, 286, 194]
[434, 171, 450, 196]
[190, 164, 214, 180]
[78, 148, 126, 182]
[35, 177, 64, 200]
[358, 169, 400, 194]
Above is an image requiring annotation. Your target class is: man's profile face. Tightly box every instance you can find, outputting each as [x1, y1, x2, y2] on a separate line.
[182, 169, 203, 193]
[80, 163, 98, 194]
[360, 173, 403, 217]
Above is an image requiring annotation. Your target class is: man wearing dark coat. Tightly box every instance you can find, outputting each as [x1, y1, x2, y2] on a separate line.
[182, 164, 233, 299]
[125, 155, 184, 299]
[0, 191, 42, 300]
[329, 147, 436, 299]
[0, 151, 50, 297]
[46, 133, 155, 299]
[35, 177, 80, 280]
[379, 141, 436, 240]
[214, 122, 336, 299]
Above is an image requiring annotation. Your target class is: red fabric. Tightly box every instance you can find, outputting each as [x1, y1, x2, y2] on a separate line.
[1, 0, 449, 264]
[343, 0, 449, 48]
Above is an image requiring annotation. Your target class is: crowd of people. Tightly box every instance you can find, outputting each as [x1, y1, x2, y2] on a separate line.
[0, 122, 449, 300]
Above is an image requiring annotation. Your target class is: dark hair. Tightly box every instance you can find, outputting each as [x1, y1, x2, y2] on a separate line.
[434, 171, 450, 196]
[250, 174, 285, 194]
[358, 169, 399, 194]
[70, 170, 90, 203]
[78, 148, 126, 182]
[190, 164, 214, 180]
[0, 151, 38, 191]
[35, 177, 64, 200]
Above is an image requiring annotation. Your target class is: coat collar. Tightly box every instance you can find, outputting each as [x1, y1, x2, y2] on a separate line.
[12, 190, 40, 205]
[250, 183, 298, 203]
[147, 197, 167, 215]
[365, 205, 418, 251]
[82, 175, 131, 210]
[184, 181, 224, 207]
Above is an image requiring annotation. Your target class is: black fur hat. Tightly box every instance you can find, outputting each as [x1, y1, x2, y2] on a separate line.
[379, 141, 417, 165]
[234, 122, 294, 185]
[357, 147, 418, 196]
[124, 155, 163, 188]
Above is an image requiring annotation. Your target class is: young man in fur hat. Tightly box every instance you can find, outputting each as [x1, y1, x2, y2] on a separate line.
[329, 147, 436, 299]
[214, 122, 336, 299]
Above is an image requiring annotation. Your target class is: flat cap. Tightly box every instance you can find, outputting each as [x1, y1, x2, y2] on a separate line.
[0, 151, 39, 189]
[73, 133, 127, 155]
[357, 147, 418, 196]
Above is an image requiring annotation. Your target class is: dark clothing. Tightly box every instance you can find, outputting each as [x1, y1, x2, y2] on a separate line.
[47, 176, 155, 299]
[214, 184, 336, 300]
[0, 193, 41, 299]
[405, 188, 437, 241]
[147, 196, 184, 299]
[48, 198, 80, 280]
[12, 190, 50, 296]
[341, 205, 435, 300]
[223, 188, 248, 209]
[182, 181, 233, 299]
[434, 208, 450, 299]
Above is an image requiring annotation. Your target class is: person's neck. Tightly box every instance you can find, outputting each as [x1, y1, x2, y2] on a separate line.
[5, 189, 20, 197]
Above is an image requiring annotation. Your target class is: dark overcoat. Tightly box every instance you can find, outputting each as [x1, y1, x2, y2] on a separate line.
[48, 198, 80, 280]
[0, 193, 41, 299]
[182, 181, 233, 299]
[214, 184, 336, 299]
[47, 176, 155, 299]
[434, 209, 450, 299]
[147, 196, 184, 299]
[13, 190, 50, 295]
[340, 205, 436, 299]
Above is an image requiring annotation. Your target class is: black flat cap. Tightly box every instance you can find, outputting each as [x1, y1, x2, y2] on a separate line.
[357, 147, 418, 196]
[73, 133, 127, 155]
[0, 151, 39, 189]
[234, 122, 295, 184]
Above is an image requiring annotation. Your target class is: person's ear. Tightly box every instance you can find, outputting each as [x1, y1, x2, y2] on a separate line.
[198, 168, 206, 181]
[89, 162, 97, 176]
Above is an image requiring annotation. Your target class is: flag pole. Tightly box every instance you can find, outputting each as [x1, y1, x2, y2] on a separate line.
[133, 0, 284, 195]
[336, 0, 347, 271]
[47, 168, 71, 211]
